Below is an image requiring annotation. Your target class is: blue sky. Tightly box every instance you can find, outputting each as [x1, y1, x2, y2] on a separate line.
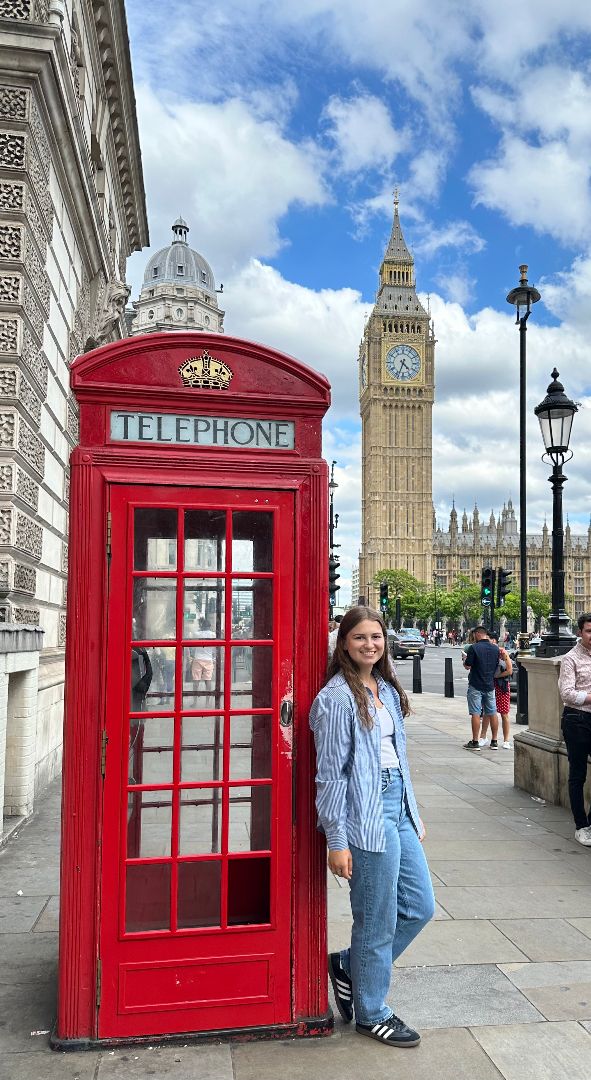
[124, 1, 591, 600]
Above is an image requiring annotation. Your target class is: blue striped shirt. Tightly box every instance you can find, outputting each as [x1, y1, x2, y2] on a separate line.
[309, 671, 421, 852]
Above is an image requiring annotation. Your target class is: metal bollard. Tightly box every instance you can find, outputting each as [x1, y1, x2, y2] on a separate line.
[444, 656, 454, 698]
[412, 654, 422, 694]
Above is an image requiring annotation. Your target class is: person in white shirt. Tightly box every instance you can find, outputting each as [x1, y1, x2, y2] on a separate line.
[558, 613, 591, 846]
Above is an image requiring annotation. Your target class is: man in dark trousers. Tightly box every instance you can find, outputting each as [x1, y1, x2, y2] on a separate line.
[558, 613, 591, 846]
[463, 626, 500, 751]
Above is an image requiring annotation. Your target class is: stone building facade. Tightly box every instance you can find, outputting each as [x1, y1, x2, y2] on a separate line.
[0, 0, 148, 834]
[359, 195, 435, 603]
[130, 216, 224, 335]
[433, 500, 591, 622]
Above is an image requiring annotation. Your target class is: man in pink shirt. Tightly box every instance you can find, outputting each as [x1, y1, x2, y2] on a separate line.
[558, 613, 591, 846]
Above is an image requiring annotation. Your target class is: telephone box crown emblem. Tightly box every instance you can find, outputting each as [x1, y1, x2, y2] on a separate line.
[179, 350, 233, 389]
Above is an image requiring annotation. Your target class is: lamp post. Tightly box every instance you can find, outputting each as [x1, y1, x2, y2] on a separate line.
[506, 264, 541, 724]
[534, 370, 578, 657]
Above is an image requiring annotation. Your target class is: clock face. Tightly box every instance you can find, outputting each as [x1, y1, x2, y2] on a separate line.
[385, 344, 421, 381]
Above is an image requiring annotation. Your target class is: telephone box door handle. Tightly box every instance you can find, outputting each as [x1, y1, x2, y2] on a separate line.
[280, 700, 293, 728]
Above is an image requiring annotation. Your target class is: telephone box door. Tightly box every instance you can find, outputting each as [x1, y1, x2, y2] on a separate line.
[98, 485, 295, 1039]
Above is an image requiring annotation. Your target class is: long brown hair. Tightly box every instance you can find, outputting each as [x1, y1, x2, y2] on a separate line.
[326, 605, 410, 727]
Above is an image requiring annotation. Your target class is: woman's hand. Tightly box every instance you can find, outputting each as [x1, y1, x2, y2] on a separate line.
[328, 848, 352, 880]
[418, 818, 427, 842]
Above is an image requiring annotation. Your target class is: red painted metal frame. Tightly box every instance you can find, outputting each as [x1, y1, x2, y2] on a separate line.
[56, 333, 331, 1045]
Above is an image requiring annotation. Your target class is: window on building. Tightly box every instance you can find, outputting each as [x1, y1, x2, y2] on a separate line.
[575, 579, 585, 595]
[459, 557, 469, 570]
[436, 557, 446, 569]
[575, 601, 585, 616]
[529, 576, 539, 588]
[152, 267, 158, 277]
[201, 271, 207, 283]
[505, 558, 515, 570]
[176, 287, 184, 295]
[435, 575, 446, 586]
[148, 289, 154, 297]
[528, 559, 537, 571]
[177, 265, 184, 275]
[176, 308, 184, 318]
[574, 558, 584, 571]
[148, 309, 154, 320]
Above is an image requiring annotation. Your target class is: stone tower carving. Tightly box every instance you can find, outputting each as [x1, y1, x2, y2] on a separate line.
[359, 194, 435, 599]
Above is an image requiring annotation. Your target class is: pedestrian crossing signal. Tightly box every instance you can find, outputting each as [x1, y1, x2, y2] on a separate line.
[379, 581, 389, 611]
[481, 566, 495, 605]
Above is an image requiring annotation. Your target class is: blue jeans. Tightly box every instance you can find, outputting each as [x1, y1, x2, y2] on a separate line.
[340, 768, 435, 1025]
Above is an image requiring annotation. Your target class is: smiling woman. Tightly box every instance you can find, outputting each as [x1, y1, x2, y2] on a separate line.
[309, 605, 435, 1047]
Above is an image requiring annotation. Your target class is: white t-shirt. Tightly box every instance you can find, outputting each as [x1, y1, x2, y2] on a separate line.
[378, 704, 400, 769]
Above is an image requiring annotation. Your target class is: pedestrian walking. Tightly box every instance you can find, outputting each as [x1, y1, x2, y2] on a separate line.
[463, 626, 500, 751]
[558, 612, 591, 846]
[309, 605, 434, 1048]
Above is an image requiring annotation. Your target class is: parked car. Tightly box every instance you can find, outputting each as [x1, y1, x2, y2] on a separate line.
[387, 627, 425, 660]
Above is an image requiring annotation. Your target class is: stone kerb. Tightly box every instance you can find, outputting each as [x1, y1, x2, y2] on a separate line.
[514, 654, 591, 811]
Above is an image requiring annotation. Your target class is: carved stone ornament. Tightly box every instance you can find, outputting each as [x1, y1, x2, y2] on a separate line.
[0, 0, 47, 20]
[0, 223, 23, 260]
[0, 181, 24, 213]
[0, 86, 28, 122]
[66, 399, 79, 442]
[179, 351, 233, 390]
[0, 274, 21, 304]
[58, 610, 66, 646]
[17, 416, 45, 476]
[61, 541, 68, 574]
[25, 234, 50, 312]
[0, 317, 19, 354]
[14, 561, 36, 593]
[21, 327, 48, 394]
[13, 605, 40, 625]
[15, 510, 42, 559]
[0, 410, 16, 448]
[16, 466, 39, 510]
[0, 560, 8, 590]
[0, 462, 14, 493]
[0, 131, 26, 170]
[96, 279, 131, 343]
[0, 507, 12, 543]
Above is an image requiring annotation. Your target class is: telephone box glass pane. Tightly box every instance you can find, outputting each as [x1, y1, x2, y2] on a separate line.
[129, 717, 174, 786]
[178, 861, 222, 929]
[134, 508, 177, 571]
[231, 579, 273, 640]
[185, 510, 226, 571]
[133, 578, 176, 640]
[183, 579, 224, 639]
[130, 646, 175, 711]
[126, 863, 171, 932]
[232, 511, 273, 572]
[179, 788, 222, 855]
[228, 785, 271, 852]
[183, 646, 224, 710]
[231, 646, 272, 708]
[127, 791, 172, 858]
[229, 715, 272, 780]
[181, 716, 224, 782]
[228, 858, 270, 925]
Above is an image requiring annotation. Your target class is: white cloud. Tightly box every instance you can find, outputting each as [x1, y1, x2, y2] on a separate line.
[223, 259, 366, 419]
[416, 220, 486, 259]
[321, 92, 407, 175]
[469, 136, 591, 247]
[128, 84, 329, 284]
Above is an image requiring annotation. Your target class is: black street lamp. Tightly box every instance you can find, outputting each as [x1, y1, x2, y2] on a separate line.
[534, 370, 578, 657]
[328, 461, 340, 618]
[506, 264, 541, 724]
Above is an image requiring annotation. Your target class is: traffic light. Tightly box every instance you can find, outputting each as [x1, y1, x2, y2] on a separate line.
[379, 580, 389, 611]
[329, 556, 340, 604]
[497, 567, 512, 606]
[481, 566, 495, 605]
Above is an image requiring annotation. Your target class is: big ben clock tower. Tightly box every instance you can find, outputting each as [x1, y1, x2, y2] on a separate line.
[359, 194, 435, 600]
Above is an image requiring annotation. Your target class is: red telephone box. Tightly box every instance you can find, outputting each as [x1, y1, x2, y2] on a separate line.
[55, 332, 332, 1046]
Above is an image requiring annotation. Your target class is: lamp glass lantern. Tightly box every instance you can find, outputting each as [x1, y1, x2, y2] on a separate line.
[534, 368, 578, 464]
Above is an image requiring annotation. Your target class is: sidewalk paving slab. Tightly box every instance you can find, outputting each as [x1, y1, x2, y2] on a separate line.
[471, 1021, 591, 1080]
[232, 1026, 505, 1080]
[491, 919, 591, 962]
[384, 963, 544, 1028]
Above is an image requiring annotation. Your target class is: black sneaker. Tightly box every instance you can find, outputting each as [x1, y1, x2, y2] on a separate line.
[489, 739, 498, 750]
[463, 739, 480, 751]
[328, 952, 353, 1023]
[356, 1013, 421, 1047]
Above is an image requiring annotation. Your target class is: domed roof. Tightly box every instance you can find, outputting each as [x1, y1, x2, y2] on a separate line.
[143, 218, 217, 295]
